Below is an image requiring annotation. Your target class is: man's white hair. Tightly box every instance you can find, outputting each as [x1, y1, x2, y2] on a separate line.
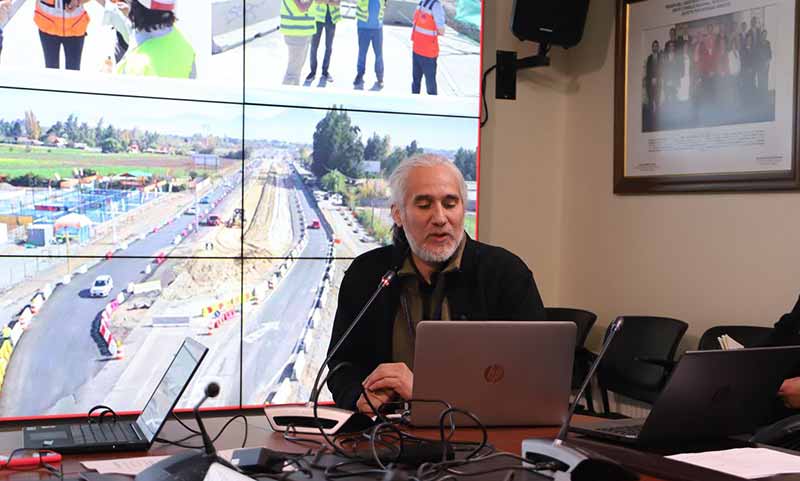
[388, 154, 468, 213]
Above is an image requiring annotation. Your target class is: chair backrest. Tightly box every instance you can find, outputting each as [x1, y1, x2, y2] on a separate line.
[598, 316, 689, 404]
[697, 325, 774, 350]
[545, 307, 597, 348]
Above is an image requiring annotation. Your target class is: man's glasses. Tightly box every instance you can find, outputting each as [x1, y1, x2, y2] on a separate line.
[0, 449, 63, 478]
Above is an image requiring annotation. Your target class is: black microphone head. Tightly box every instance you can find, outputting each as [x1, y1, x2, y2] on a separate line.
[205, 382, 220, 398]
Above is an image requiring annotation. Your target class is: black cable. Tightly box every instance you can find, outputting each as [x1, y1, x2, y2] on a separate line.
[436, 407, 486, 460]
[368, 421, 404, 470]
[155, 414, 248, 449]
[312, 362, 362, 458]
[480, 64, 497, 128]
[171, 410, 201, 435]
[282, 425, 324, 449]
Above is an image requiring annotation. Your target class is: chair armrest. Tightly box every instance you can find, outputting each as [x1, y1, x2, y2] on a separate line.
[634, 356, 676, 370]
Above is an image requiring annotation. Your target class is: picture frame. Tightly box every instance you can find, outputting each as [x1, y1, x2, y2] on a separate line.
[613, 0, 800, 193]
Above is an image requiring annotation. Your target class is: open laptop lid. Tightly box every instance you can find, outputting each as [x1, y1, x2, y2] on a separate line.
[134, 337, 208, 444]
[410, 321, 576, 427]
[637, 345, 800, 446]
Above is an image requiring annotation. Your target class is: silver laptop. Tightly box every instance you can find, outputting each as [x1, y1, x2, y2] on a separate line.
[409, 321, 576, 427]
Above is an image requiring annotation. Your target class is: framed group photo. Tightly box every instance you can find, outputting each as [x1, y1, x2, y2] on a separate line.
[614, 0, 800, 193]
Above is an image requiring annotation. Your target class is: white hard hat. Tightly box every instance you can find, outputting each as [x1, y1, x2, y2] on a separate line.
[136, 0, 175, 11]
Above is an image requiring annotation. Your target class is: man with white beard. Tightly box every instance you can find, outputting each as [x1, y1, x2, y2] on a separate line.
[326, 154, 546, 413]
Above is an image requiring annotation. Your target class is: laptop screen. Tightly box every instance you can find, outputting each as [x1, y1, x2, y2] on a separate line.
[135, 338, 207, 442]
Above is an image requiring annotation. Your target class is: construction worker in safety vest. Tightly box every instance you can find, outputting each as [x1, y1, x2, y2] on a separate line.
[34, 0, 91, 70]
[305, 0, 340, 84]
[354, 0, 385, 90]
[281, 0, 316, 85]
[411, 0, 445, 95]
[117, 0, 196, 78]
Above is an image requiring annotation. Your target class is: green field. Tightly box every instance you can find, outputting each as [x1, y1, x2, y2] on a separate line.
[0, 144, 195, 179]
[465, 212, 477, 237]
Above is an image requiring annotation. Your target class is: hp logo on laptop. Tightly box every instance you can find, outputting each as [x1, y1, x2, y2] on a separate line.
[483, 364, 505, 384]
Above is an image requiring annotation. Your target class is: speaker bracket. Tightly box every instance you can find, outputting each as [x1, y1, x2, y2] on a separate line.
[495, 43, 551, 100]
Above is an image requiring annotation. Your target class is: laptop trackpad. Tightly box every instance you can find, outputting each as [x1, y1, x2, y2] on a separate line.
[23, 426, 72, 448]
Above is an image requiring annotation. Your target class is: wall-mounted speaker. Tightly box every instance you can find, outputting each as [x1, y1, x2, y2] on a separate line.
[510, 0, 590, 49]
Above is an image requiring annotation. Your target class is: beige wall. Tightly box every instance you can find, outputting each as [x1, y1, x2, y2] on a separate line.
[480, 1, 800, 349]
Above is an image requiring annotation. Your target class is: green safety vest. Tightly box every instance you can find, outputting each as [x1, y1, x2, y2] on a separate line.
[117, 28, 195, 78]
[281, 0, 317, 36]
[356, 0, 384, 23]
[312, 2, 341, 24]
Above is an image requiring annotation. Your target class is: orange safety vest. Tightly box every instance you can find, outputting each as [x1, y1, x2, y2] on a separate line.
[411, 0, 439, 58]
[35, 0, 90, 38]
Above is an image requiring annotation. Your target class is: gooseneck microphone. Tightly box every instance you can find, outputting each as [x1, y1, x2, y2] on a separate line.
[310, 270, 396, 403]
[555, 318, 623, 443]
[264, 270, 397, 435]
[195, 382, 220, 456]
[522, 317, 638, 481]
[137, 382, 240, 481]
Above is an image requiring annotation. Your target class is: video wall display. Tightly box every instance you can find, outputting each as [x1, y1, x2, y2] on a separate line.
[0, 0, 482, 418]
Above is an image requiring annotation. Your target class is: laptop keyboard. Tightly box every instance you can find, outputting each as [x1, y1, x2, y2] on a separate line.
[596, 424, 643, 438]
[71, 423, 139, 445]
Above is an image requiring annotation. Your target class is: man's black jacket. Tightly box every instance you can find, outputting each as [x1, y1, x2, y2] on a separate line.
[326, 235, 547, 410]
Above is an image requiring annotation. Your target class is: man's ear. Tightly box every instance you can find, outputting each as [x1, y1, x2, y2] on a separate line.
[391, 204, 402, 227]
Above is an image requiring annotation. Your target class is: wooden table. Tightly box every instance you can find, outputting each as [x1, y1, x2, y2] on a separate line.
[0, 411, 795, 481]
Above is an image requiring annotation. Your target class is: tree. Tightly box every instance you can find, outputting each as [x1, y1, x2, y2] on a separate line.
[404, 140, 423, 158]
[101, 137, 123, 153]
[47, 120, 65, 138]
[320, 169, 347, 194]
[364, 133, 389, 163]
[453, 148, 477, 181]
[312, 108, 364, 178]
[65, 114, 79, 141]
[10, 121, 23, 138]
[24, 111, 41, 140]
[9, 173, 47, 187]
[382, 140, 423, 176]
[95, 117, 105, 145]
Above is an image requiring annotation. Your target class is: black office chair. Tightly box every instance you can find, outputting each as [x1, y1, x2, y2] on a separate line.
[545, 307, 598, 412]
[697, 325, 774, 350]
[596, 316, 688, 417]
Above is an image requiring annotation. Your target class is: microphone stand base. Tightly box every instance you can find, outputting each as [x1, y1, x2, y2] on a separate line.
[264, 404, 375, 435]
[521, 438, 638, 481]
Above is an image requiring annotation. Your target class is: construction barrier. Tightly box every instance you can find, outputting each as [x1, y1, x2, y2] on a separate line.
[17, 307, 32, 329]
[30, 293, 44, 314]
[9, 323, 23, 346]
[0, 339, 13, 363]
[98, 318, 118, 358]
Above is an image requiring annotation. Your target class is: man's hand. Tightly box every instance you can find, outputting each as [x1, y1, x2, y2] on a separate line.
[363, 362, 414, 401]
[779, 377, 800, 409]
[356, 387, 393, 414]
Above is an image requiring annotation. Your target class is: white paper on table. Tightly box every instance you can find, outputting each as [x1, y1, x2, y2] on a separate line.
[667, 447, 800, 479]
[81, 455, 170, 476]
[204, 463, 256, 481]
[80, 449, 237, 476]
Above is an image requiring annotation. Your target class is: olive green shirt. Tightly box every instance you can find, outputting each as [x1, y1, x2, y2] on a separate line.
[392, 236, 467, 369]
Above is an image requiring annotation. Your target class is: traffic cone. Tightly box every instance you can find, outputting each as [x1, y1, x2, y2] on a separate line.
[113, 340, 124, 360]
